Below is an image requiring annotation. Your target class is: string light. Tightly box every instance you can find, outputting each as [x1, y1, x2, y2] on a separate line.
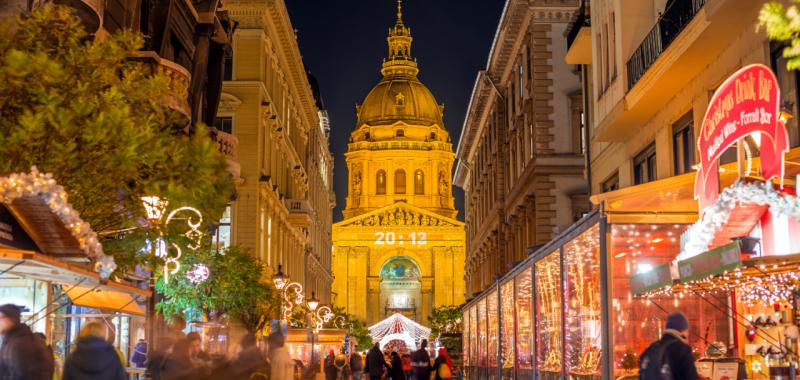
[186, 263, 210, 284]
[0, 167, 115, 277]
[368, 313, 431, 351]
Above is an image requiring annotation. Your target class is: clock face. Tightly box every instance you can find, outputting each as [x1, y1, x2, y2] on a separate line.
[374, 231, 427, 246]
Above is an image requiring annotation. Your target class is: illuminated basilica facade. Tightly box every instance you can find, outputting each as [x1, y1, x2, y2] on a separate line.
[331, 3, 466, 326]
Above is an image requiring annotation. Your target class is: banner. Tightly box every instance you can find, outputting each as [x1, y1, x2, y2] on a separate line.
[677, 242, 741, 283]
[629, 263, 673, 295]
[695, 64, 788, 210]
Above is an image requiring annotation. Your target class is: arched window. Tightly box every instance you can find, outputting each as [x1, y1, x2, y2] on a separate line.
[376, 170, 386, 195]
[394, 169, 406, 194]
[414, 170, 424, 194]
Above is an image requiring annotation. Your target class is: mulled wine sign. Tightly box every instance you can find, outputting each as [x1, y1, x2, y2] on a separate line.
[695, 64, 788, 210]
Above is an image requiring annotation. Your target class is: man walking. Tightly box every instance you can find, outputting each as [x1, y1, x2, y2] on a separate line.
[639, 311, 699, 380]
[350, 350, 363, 380]
[411, 339, 432, 380]
[364, 343, 386, 380]
[0, 304, 54, 380]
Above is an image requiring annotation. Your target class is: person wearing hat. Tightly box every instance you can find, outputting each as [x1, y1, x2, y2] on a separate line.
[639, 311, 699, 380]
[0, 303, 54, 380]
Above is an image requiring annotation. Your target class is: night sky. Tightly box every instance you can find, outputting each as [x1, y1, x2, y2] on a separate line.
[285, 0, 505, 222]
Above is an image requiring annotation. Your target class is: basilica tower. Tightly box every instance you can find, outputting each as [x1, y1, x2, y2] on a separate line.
[332, 1, 466, 327]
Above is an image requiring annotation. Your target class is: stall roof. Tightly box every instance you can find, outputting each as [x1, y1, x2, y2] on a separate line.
[5, 196, 86, 258]
[0, 249, 149, 298]
[591, 147, 800, 223]
[65, 285, 146, 316]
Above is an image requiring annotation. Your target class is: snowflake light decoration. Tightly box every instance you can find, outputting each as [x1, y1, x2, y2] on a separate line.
[186, 263, 210, 284]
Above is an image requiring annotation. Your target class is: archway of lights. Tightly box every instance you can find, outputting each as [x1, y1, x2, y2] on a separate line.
[368, 313, 431, 352]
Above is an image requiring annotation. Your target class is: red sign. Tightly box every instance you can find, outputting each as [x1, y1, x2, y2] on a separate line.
[695, 64, 788, 210]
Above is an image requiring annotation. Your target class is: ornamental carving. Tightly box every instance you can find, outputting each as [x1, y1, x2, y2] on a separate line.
[345, 206, 454, 227]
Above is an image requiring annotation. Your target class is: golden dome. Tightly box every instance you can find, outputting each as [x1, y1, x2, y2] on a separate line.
[355, 0, 444, 129]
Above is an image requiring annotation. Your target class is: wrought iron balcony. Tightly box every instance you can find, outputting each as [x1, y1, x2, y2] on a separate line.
[626, 0, 706, 90]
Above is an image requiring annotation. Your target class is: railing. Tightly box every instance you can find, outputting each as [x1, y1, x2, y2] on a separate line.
[132, 52, 192, 118]
[213, 130, 237, 160]
[284, 199, 311, 214]
[566, 0, 590, 49]
[626, 0, 706, 89]
[347, 141, 453, 152]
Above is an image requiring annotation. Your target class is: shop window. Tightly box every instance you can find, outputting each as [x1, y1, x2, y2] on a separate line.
[609, 223, 731, 378]
[602, 172, 619, 193]
[519, 63, 524, 99]
[478, 299, 487, 367]
[214, 116, 233, 134]
[376, 170, 386, 195]
[487, 289, 499, 368]
[564, 225, 602, 377]
[673, 112, 695, 175]
[633, 143, 657, 184]
[463, 307, 471, 368]
[470, 306, 478, 369]
[515, 269, 534, 372]
[212, 205, 232, 249]
[414, 170, 424, 194]
[500, 281, 515, 376]
[394, 169, 406, 194]
[536, 250, 563, 379]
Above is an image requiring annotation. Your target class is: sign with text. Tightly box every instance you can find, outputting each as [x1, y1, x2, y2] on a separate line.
[695, 64, 788, 210]
[629, 263, 673, 295]
[678, 242, 741, 283]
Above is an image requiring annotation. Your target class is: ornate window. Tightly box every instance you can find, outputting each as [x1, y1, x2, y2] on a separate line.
[414, 170, 424, 195]
[394, 169, 406, 194]
[376, 170, 386, 195]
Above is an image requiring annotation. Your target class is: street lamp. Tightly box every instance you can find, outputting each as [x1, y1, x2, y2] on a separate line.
[273, 264, 288, 290]
[306, 291, 320, 370]
[307, 292, 320, 312]
[272, 264, 304, 321]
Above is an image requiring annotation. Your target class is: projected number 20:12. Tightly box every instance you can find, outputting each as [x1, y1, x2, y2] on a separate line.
[374, 232, 427, 245]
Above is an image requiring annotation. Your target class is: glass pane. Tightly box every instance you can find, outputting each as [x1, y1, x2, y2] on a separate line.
[464, 307, 470, 367]
[470, 306, 478, 368]
[609, 224, 731, 377]
[564, 225, 602, 378]
[515, 269, 533, 369]
[536, 251, 563, 378]
[487, 290, 499, 368]
[478, 299, 487, 367]
[501, 281, 515, 371]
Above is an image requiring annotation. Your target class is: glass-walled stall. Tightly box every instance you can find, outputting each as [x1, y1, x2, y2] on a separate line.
[463, 211, 735, 379]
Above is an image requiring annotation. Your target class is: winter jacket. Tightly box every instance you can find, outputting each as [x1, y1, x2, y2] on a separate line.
[389, 356, 406, 380]
[131, 342, 148, 368]
[324, 355, 338, 380]
[640, 332, 699, 380]
[62, 336, 127, 380]
[433, 356, 451, 380]
[349, 352, 363, 372]
[0, 324, 54, 380]
[365, 347, 386, 377]
[411, 348, 432, 380]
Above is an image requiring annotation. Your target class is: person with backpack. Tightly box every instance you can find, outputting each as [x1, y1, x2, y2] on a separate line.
[432, 347, 452, 380]
[639, 311, 699, 380]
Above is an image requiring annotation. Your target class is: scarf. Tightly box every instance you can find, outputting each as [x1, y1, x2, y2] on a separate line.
[664, 329, 688, 344]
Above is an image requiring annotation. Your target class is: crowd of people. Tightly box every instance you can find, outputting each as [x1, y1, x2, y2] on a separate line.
[1, 303, 457, 380]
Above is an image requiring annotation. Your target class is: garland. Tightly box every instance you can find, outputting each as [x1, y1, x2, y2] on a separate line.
[678, 180, 800, 261]
[0, 167, 115, 277]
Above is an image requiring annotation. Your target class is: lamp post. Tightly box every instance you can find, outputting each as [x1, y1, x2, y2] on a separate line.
[141, 195, 204, 349]
[307, 292, 319, 369]
[272, 264, 305, 322]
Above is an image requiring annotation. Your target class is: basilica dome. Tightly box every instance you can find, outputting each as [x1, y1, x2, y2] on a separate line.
[357, 75, 443, 127]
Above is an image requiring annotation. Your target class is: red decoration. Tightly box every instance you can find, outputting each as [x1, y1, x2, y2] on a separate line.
[695, 64, 788, 210]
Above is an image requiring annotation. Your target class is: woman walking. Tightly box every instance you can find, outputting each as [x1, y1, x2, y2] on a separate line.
[389, 352, 406, 380]
[432, 347, 452, 380]
[62, 320, 127, 380]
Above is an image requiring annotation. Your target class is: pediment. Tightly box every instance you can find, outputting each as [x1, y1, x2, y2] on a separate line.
[335, 201, 463, 228]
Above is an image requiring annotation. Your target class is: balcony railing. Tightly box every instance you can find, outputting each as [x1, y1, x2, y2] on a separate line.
[566, 0, 590, 49]
[284, 199, 311, 215]
[213, 130, 240, 178]
[626, 0, 706, 90]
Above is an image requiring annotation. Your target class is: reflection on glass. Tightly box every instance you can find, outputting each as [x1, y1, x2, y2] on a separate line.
[515, 269, 533, 370]
[609, 223, 731, 377]
[501, 281, 515, 370]
[464, 307, 470, 367]
[488, 290, 499, 368]
[536, 251, 563, 378]
[565, 225, 602, 378]
[478, 299, 487, 367]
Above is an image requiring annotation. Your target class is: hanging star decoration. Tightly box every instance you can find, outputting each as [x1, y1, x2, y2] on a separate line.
[186, 263, 210, 284]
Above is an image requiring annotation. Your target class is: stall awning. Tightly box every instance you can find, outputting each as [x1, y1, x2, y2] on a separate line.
[0, 249, 150, 299]
[591, 147, 800, 224]
[65, 285, 146, 316]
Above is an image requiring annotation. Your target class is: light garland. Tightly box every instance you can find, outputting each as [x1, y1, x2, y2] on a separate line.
[281, 281, 304, 321]
[368, 313, 431, 351]
[143, 198, 205, 284]
[186, 263, 210, 284]
[0, 167, 115, 277]
[679, 180, 800, 261]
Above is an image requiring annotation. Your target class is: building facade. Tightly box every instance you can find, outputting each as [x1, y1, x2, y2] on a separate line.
[463, 1, 800, 379]
[219, 0, 335, 303]
[454, 0, 588, 297]
[331, 3, 466, 326]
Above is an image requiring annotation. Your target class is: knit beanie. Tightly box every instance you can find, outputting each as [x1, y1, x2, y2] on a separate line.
[665, 311, 689, 331]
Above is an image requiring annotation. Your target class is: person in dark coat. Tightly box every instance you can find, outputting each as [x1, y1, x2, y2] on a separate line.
[131, 339, 148, 368]
[325, 349, 338, 380]
[62, 320, 127, 380]
[364, 343, 387, 380]
[0, 304, 54, 380]
[411, 339, 432, 380]
[161, 338, 202, 380]
[639, 311, 699, 380]
[350, 351, 364, 380]
[389, 352, 406, 380]
[229, 334, 269, 380]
